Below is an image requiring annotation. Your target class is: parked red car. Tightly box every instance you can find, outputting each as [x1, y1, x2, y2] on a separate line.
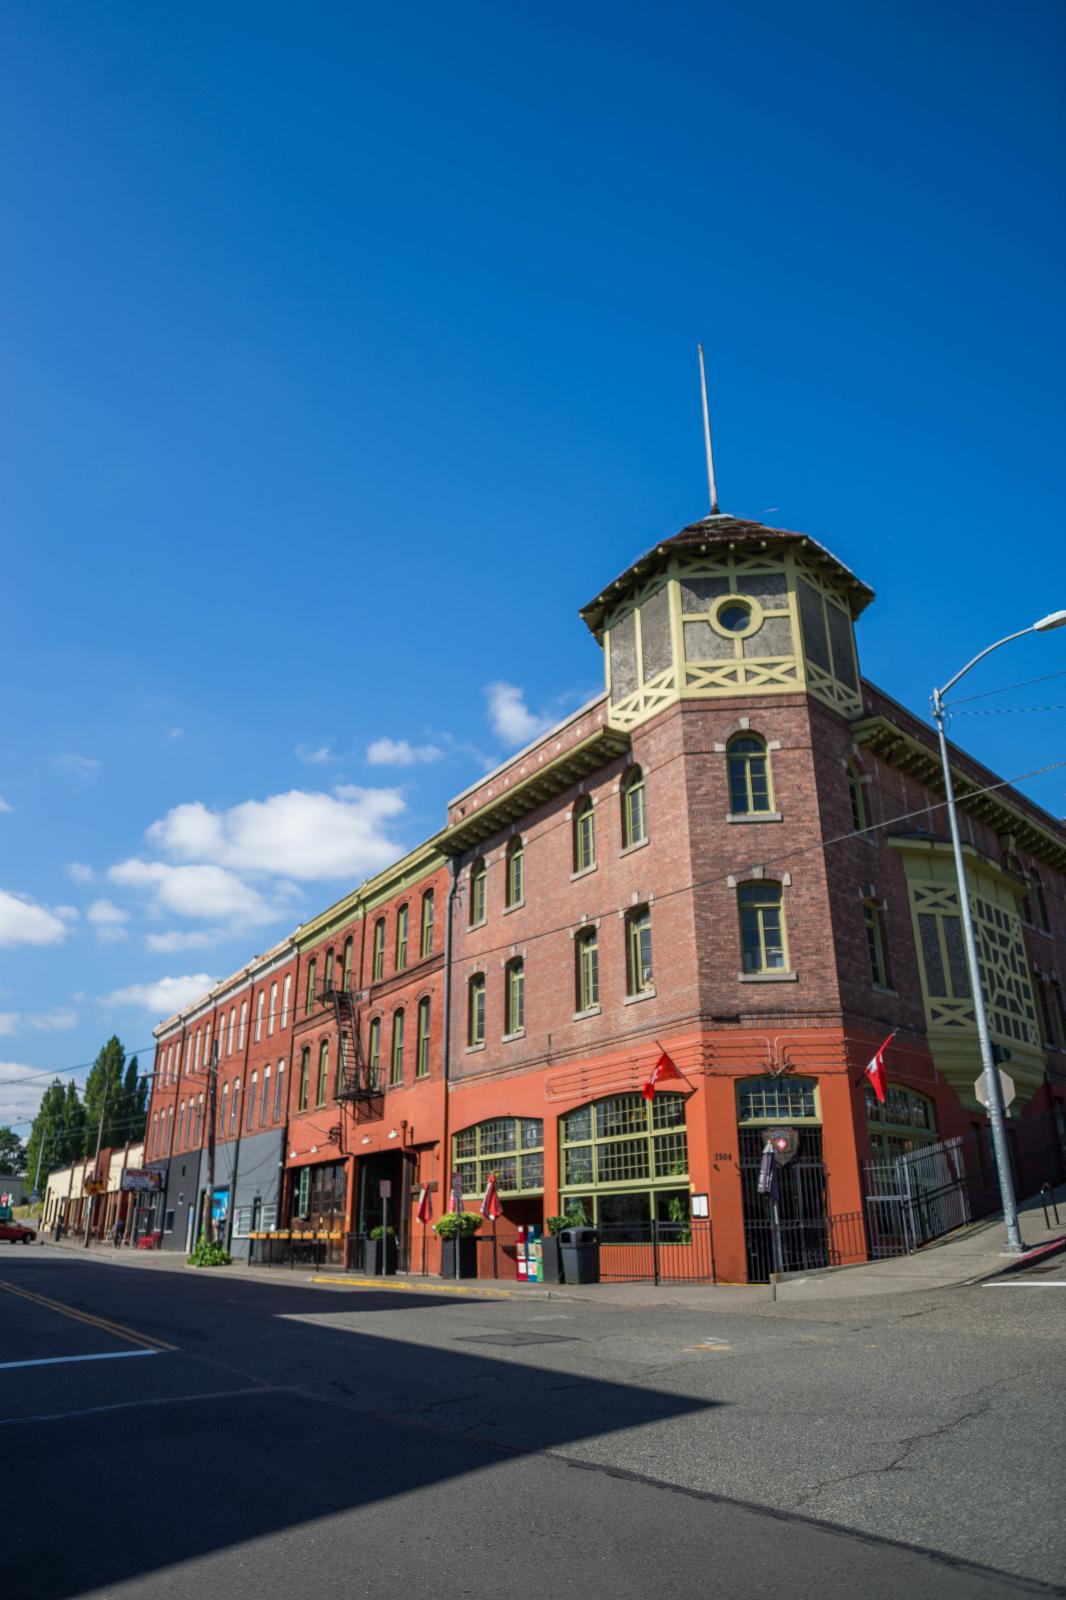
[0, 1220, 36, 1244]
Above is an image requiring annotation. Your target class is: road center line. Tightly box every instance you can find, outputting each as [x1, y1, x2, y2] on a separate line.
[0, 1278, 177, 1351]
[0, 1349, 160, 1371]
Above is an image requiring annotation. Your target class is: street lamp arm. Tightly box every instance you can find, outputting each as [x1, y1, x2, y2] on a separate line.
[934, 626, 1034, 706]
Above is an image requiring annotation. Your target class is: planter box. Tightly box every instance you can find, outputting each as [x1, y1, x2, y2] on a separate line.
[541, 1234, 563, 1284]
[365, 1237, 397, 1276]
[439, 1236, 478, 1279]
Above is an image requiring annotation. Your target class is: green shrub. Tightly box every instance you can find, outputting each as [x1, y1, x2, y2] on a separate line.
[546, 1206, 587, 1235]
[432, 1211, 483, 1239]
[369, 1225, 395, 1241]
[187, 1237, 232, 1268]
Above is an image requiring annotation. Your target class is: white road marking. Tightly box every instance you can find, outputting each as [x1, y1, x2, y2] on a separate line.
[0, 1349, 160, 1371]
[982, 1281, 1066, 1288]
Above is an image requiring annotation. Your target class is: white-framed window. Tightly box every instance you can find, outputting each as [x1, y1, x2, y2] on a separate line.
[274, 1060, 285, 1121]
[268, 982, 278, 1035]
[261, 1065, 271, 1127]
[228, 1008, 236, 1054]
[204, 1021, 212, 1065]
[238, 1000, 247, 1049]
[255, 991, 265, 1043]
[281, 974, 291, 1028]
[193, 1029, 202, 1071]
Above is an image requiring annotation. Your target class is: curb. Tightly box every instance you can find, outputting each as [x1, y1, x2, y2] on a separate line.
[986, 1232, 1066, 1278]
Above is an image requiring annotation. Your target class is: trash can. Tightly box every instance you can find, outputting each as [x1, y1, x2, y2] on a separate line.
[559, 1226, 600, 1284]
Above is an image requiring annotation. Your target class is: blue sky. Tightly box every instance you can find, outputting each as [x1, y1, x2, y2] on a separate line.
[1, 1, 1064, 1131]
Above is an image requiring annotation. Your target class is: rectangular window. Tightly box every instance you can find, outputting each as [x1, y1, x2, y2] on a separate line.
[468, 975, 486, 1047]
[738, 884, 786, 973]
[865, 900, 888, 987]
[373, 920, 385, 982]
[505, 961, 525, 1035]
[396, 905, 409, 971]
[368, 1018, 381, 1089]
[416, 999, 431, 1077]
[626, 908, 653, 995]
[316, 1041, 329, 1107]
[391, 1010, 405, 1086]
[305, 960, 317, 1015]
[470, 862, 486, 926]
[421, 892, 435, 958]
[298, 1048, 310, 1111]
[577, 930, 599, 1011]
[281, 975, 291, 1028]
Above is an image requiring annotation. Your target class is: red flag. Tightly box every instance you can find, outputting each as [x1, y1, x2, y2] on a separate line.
[480, 1172, 502, 1221]
[641, 1050, 684, 1101]
[416, 1186, 432, 1225]
[863, 1030, 896, 1105]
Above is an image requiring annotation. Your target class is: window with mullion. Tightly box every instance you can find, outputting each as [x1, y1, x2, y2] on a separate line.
[864, 899, 888, 987]
[470, 860, 487, 926]
[625, 907, 653, 995]
[298, 1048, 310, 1112]
[395, 905, 409, 971]
[738, 883, 787, 972]
[505, 959, 525, 1035]
[728, 737, 772, 814]
[316, 1041, 329, 1106]
[621, 768, 648, 848]
[576, 929, 599, 1011]
[305, 960, 317, 1016]
[416, 997, 431, 1076]
[468, 974, 486, 1047]
[372, 920, 385, 982]
[421, 891, 435, 957]
[390, 1009, 405, 1086]
[367, 1018, 381, 1089]
[573, 798, 595, 872]
[506, 838, 525, 907]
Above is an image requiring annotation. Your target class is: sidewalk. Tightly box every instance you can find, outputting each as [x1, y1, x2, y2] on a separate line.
[33, 1190, 1066, 1310]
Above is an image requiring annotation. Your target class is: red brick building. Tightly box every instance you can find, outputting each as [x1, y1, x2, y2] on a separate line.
[143, 512, 1066, 1280]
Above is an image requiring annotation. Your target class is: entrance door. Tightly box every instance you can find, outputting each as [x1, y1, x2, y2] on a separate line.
[356, 1152, 405, 1264]
[739, 1126, 829, 1282]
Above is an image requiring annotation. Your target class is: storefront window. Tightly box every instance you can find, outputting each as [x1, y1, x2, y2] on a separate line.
[866, 1084, 937, 1161]
[737, 1077, 818, 1123]
[559, 1092, 688, 1226]
[452, 1117, 543, 1197]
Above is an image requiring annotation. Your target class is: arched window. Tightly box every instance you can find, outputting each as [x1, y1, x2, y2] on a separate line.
[621, 767, 647, 848]
[342, 937, 353, 987]
[305, 959, 317, 1015]
[728, 736, 772, 815]
[260, 1065, 271, 1126]
[268, 982, 278, 1035]
[226, 1006, 234, 1053]
[255, 991, 265, 1042]
[204, 1021, 212, 1064]
[864, 898, 889, 988]
[468, 973, 486, 1047]
[738, 882, 787, 973]
[372, 919, 385, 981]
[505, 837, 525, 908]
[273, 1061, 284, 1121]
[229, 1079, 241, 1136]
[453, 1117, 544, 1196]
[866, 1082, 937, 1162]
[575, 927, 599, 1012]
[298, 1048, 310, 1112]
[219, 1080, 229, 1136]
[193, 1029, 202, 1071]
[239, 1001, 248, 1048]
[336, 1032, 349, 1097]
[420, 890, 435, 957]
[395, 904, 409, 970]
[316, 1041, 329, 1106]
[281, 975, 291, 1028]
[177, 1099, 186, 1149]
[847, 763, 866, 833]
[559, 1092, 688, 1226]
[573, 797, 595, 873]
[390, 1009, 405, 1086]
[505, 958, 525, 1036]
[416, 996, 431, 1076]
[625, 906, 653, 996]
[367, 1018, 381, 1089]
[469, 859, 487, 926]
[195, 1092, 204, 1141]
[324, 948, 335, 994]
[247, 1070, 258, 1129]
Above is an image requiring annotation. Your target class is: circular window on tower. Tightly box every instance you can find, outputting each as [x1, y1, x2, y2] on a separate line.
[710, 593, 763, 639]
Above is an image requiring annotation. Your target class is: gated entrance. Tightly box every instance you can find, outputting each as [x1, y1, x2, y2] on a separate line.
[739, 1125, 830, 1282]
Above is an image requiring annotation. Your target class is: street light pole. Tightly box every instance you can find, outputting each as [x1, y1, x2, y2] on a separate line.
[932, 608, 1066, 1255]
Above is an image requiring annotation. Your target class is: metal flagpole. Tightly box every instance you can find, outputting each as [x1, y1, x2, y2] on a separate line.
[697, 344, 719, 515]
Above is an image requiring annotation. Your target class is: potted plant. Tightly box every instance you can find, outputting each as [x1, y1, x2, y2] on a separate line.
[434, 1211, 482, 1278]
[366, 1224, 397, 1276]
[543, 1207, 587, 1284]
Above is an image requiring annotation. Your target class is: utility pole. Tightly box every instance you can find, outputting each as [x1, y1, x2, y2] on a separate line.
[202, 1039, 219, 1244]
[83, 1081, 108, 1249]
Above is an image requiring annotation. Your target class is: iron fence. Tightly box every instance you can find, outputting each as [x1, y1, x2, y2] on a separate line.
[595, 1219, 716, 1285]
[743, 1211, 869, 1282]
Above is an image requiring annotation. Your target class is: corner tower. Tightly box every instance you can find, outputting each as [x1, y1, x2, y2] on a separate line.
[580, 515, 874, 732]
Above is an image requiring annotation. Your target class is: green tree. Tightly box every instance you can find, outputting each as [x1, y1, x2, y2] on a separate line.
[122, 1054, 147, 1145]
[0, 1126, 26, 1175]
[82, 1036, 132, 1153]
[23, 1079, 88, 1193]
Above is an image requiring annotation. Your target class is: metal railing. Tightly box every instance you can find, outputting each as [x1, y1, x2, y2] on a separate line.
[744, 1211, 869, 1282]
[596, 1219, 716, 1285]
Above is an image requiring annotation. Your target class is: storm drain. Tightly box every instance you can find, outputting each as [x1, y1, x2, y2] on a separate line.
[456, 1332, 580, 1347]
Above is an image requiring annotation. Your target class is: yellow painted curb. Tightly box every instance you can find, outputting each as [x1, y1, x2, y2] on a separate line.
[311, 1275, 513, 1298]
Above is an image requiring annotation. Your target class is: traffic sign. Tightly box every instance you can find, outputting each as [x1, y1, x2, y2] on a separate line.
[974, 1067, 1016, 1111]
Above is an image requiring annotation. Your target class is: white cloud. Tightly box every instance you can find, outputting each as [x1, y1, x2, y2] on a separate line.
[295, 742, 339, 765]
[54, 753, 101, 784]
[0, 1008, 78, 1038]
[166, 727, 183, 741]
[102, 974, 216, 1017]
[145, 786, 406, 882]
[0, 890, 71, 949]
[145, 929, 225, 954]
[0, 1063, 59, 1128]
[0, 797, 13, 814]
[366, 737, 444, 767]
[485, 682, 555, 747]
[86, 899, 130, 944]
[67, 863, 95, 885]
[108, 860, 282, 927]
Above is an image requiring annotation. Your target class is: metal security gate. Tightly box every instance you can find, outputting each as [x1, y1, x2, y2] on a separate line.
[864, 1135, 972, 1257]
[740, 1127, 830, 1282]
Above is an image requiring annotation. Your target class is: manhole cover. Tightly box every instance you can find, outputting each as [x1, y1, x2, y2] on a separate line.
[456, 1332, 579, 1347]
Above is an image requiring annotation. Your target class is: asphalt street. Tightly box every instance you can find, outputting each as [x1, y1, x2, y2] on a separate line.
[1, 1249, 1063, 1599]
